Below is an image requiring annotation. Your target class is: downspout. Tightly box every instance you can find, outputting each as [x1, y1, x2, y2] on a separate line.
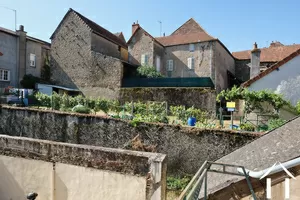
[237, 157, 300, 178]
[52, 162, 56, 200]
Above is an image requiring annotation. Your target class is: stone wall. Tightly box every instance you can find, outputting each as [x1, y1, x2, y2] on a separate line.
[164, 41, 213, 78]
[50, 11, 123, 99]
[128, 29, 154, 66]
[91, 32, 121, 59]
[119, 87, 217, 115]
[214, 41, 235, 92]
[0, 134, 167, 200]
[0, 106, 260, 175]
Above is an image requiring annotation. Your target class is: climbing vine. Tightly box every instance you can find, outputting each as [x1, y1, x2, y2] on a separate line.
[216, 86, 289, 114]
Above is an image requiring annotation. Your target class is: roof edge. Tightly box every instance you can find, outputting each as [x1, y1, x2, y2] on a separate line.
[127, 26, 164, 47]
[242, 49, 300, 87]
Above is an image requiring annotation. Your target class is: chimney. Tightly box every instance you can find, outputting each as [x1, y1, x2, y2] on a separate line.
[16, 25, 27, 84]
[163, 33, 165, 37]
[132, 21, 139, 35]
[250, 42, 261, 79]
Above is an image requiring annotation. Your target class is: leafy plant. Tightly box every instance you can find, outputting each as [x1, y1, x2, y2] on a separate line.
[72, 105, 91, 114]
[35, 92, 51, 107]
[20, 74, 40, 89]
[170, 105, 206, 125]
[240, 123, 256, 131]
[167, 176, 191, 191]
[267, 118, 286, 130]
[137, 66, 164, 78]
[41, 56, 51, 82]
[217, 86, 289, 114]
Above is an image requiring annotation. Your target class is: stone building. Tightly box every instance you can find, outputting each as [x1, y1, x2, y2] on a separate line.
[0, 26, 50, 88]
[50, 8, 131, 98]
[127, 18, 236, 92]
[233, 41, 300, 82]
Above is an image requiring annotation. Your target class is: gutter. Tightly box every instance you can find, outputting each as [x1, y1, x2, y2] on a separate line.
[237, 157, 300, 179]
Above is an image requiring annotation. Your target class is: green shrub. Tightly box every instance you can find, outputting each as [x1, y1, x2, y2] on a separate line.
[20, 74, 40, 89]
[72, 105, 91, 114]
[167, 176, 191, 191]
[240, 123, 256, 131]
[137, 66, 164, 78]
[95, 99, 109, 113]
[35, 92, 51, 107]
[170, 105, 206, 125]
[267, 118, 286, 130]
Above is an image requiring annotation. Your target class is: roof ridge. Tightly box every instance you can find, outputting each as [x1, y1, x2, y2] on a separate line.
[233, 43, 300, 53]
[127, 25, 164, 47]
[171, 18, 211, 36]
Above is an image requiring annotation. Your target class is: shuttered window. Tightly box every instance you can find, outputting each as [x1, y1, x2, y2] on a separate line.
[167, 60, 174, 71]
[188, 57, 195, 69]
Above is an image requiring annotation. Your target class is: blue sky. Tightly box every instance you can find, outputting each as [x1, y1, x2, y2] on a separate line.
[0, 0, 299, 52]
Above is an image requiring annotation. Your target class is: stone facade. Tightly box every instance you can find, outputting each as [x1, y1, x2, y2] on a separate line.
[164, 41, 213, 78]
[128, 28, 155, 66]
[214, 41, 235, 92]
[91, 32, 121, 59]
[0, 106, 260, 175]
[50, 11, 124, 99]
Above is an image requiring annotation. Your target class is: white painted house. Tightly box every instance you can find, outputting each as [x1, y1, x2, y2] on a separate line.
[243, 49, 300, 106]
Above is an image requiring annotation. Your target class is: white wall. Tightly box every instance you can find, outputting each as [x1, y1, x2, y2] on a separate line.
[248, 55, 300, 105]
[0, 155, 147, 200]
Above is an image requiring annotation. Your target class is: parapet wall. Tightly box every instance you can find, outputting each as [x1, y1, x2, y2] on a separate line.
[0, 134, 167, 200]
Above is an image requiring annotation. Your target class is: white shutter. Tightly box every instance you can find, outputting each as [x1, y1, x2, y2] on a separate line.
[145, 55, 149, 65]
[7, 70, 10, 81]
[191, 57, 195, 69]
[141, 54, 145, 65]
[188, 58, 192, 69]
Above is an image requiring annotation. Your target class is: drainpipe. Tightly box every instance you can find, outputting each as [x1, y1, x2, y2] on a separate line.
[237, 157, 300, 179]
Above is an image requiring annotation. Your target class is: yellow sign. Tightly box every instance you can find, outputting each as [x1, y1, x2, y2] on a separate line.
[226, 102, 236, 108]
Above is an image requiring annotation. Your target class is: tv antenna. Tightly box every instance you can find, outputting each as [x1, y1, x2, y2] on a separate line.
[158, 21, 162, 37]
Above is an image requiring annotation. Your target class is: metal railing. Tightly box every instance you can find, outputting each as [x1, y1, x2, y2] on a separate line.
[178, 161, 258, 200]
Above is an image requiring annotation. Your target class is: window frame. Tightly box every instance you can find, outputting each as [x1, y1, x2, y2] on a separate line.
[188, 57, 195, 69]
[167, 60, 174, 71]
[189, 43, 195, 52]
[0, 69, 10, 81]
[30, 53, 36, 67]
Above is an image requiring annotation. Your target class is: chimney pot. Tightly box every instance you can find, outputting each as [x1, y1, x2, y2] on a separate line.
[19, 25, 24, 31]
[253, 42, 258, 50]
[163, 33, 165, 37]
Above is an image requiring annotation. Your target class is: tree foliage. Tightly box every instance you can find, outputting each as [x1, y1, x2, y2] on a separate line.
[20, 74, 40, 89]
[216, 86, 289, 114]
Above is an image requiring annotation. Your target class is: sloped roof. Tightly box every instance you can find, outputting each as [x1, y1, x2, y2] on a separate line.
[203, 115, 300, 197]
[155, 18, 216, 46]
[171, 18, 209, 35]
[242, 49, 300, 87]
[127, 25, 164, 47]
[51, 9, 127, 48]
[155, 32, 215, 46]
[114, 32, 126, 43]
[233, 44, 300, 62]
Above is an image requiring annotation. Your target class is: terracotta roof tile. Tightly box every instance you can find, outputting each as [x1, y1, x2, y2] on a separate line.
[171, 18, 207, 35]
[242, 48, 300, 87]
[155, 32, 216, 46]
[233, 44, 300, 62]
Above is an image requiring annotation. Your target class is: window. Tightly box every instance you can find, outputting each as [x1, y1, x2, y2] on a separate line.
[30, 54, 36, 67]
[189, 44, 195, 52]
[0, 69, 10, 81]
[141, 54, 149, 65]
[167, 60, 174, 71]
[188, 57, 195, 69]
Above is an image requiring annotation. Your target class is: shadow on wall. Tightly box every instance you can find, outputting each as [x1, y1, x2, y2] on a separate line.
[50, 57, 79, 89]
[0, 159, 25, 200]
[55, 172, 68, 200]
